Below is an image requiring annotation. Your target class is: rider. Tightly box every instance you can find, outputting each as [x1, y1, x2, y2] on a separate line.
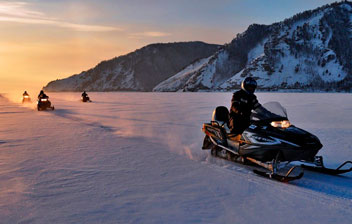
[23, 91, 29, 97]
[38, 90, 48, 99]
[228, 77, 261, 140]
[81, 91, 88, 98]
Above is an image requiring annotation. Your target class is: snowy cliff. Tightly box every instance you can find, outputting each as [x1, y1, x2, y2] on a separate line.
[44, 42, 220, 92]
[154, 2, 352, 92]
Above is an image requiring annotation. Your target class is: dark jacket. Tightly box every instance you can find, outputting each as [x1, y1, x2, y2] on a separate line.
[229, 89, 261, 134]
[38, 92, 48, 99]
[231, 89, 261, 117]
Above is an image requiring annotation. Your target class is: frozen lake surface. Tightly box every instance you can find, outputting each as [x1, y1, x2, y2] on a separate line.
[0, 92, 352, 223]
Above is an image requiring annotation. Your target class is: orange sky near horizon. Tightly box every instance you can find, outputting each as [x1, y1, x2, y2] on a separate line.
[0, 19, 141, 93]
[0, 1, 234, 94]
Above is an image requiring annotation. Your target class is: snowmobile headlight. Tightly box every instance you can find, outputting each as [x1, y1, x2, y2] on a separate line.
[41, 98, 48, 102]
[270, 120, 291, 129]
[24, 96, 29, 98]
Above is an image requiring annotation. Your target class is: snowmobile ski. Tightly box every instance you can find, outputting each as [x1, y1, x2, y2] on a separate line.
[301, 156, 352, 175]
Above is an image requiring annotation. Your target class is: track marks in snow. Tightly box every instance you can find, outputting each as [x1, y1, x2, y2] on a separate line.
[51, 108, 117, 133]
[0, 111, 24, 114]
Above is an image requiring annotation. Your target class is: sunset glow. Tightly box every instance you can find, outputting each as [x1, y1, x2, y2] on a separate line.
[1, 1, 352, 222]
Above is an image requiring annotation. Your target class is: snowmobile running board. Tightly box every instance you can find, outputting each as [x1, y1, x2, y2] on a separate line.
[247, 157, 304, 182]
[208, 136, 304, 182]
[300, 157, 352, 175]
[253, 169, 304, 182]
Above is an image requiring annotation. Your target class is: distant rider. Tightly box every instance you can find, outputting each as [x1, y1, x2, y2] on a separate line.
[82, 91, 88, 98]
[22, 90, 31, 103]
[228, 77, 261, 140]
[38, 90, 48, 99]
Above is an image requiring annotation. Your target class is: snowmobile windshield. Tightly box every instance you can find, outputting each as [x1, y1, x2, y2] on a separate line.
[251, 102, 288, 121]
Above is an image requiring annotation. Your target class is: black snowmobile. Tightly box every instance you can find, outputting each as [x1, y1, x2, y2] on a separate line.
[37, 97, 55, 111]
[81, 95, 91, 102]
[202, 102, 352, 182]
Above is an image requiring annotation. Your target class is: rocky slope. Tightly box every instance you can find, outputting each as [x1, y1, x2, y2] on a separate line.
[44, 42, 220, 91]
[154, 1, 352, 92]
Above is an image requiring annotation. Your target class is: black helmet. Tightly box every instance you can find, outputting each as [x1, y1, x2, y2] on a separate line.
[241, 77, 257, 94]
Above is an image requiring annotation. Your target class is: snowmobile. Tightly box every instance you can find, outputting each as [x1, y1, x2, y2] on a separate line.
[81, 95, 91, 102]
[37, 97, 55, 111]
[202, 102, 352, 182]
[22, 95, 31, 103]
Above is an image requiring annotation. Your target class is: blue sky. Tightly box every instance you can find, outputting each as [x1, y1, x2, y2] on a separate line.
[23, 0, 339, 44]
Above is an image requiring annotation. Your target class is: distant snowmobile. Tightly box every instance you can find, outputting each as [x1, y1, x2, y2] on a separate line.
[81, 95, 91, 102]
[37, 96, 54, 111]
[81, 91, 91, 102]
[202, 101, 352, 182]
[22, 91, 31, 103]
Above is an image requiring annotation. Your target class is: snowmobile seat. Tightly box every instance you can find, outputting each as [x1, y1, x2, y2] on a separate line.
[212, 106, 229, 128]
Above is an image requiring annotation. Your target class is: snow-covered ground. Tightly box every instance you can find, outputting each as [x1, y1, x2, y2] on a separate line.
[0, 92, 352, 224]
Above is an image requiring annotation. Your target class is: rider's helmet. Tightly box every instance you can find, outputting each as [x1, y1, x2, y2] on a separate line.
[241, 77, 257, 94]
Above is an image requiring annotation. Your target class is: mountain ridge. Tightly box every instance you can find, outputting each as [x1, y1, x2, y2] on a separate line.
[44, 41, 220, 92]
[155, 1, 352, 92]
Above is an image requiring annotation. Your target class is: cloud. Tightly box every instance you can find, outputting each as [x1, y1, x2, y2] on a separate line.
[0, 16, 120, 32]
[129, 31, 172, 39]
[0, 1, 44, 17]
[0, 1, 121, 32]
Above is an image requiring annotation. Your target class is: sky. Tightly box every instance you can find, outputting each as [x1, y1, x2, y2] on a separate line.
[0, 0, 339, 93]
